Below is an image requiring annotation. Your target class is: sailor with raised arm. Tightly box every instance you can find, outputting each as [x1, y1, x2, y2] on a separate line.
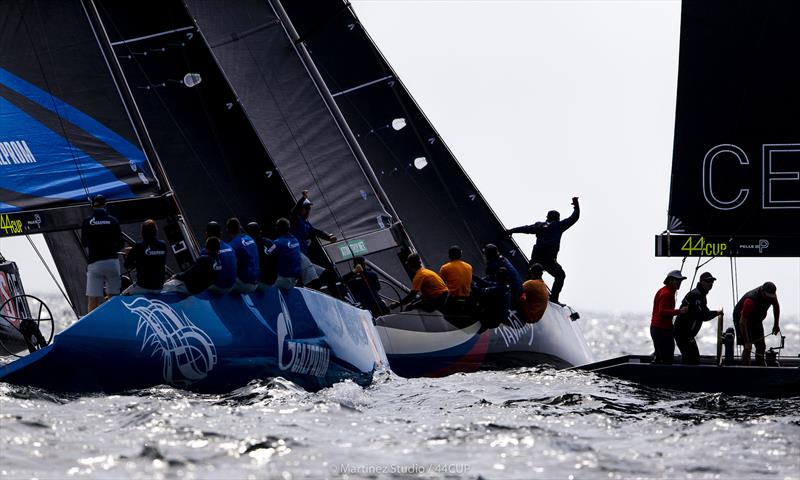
[506, 197, 580, 304]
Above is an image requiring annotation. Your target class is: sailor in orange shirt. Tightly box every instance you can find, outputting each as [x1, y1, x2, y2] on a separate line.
[520, 263, 549, 323]
[439, 245, 473, 313]
[392, 253, 449, 312]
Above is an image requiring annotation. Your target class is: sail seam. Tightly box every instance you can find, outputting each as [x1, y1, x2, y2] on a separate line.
[110, 26, 194, 46]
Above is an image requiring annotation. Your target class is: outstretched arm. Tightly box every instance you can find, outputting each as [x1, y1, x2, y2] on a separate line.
[558, 197, 580, 231]
[506, 223, 542, 235]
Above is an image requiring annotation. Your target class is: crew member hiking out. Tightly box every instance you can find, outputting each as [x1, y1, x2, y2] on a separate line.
[81, 194, 123, 312]
[391, 253, 449, 313]
[273, 218, 302, 290]
[650, 270, 688, 364]
[203, 221, 236, 294]
[674, 272, 722, 364]
[733, 281, 781, 366]
[123, 219, 167, 295]
[245, 222, 278, 289]
[483, 243, 523, 304]
[163, 237, 221, 295]
[506, 196, 580, 304]
[226, 217, 260, 293]
[439, 245, 473, 314]
[519, 263, 549, 323]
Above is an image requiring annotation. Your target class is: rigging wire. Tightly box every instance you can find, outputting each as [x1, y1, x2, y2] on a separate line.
[25, 235, 79, 319]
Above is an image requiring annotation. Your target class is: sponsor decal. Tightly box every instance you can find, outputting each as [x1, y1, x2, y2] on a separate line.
[124, 297, 217, 386]
[739, 239, 770, 254]
[680, 236, 728, 256]
[26, 214, 42, 230]
[0, 140, 37, 166]
[276, 293, 330, 377]
[89, 218, 112, 226]
[339, 239, 368, 260]
[144, 246, 166, 256]
[495, 313, 534, 348]
[0, 214, 23, 236]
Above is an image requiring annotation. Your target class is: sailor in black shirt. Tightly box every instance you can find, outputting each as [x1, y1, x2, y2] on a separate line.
[81, 195, 123, 312]
[164, 237, 220, 295]
[123, 219, 167, 294]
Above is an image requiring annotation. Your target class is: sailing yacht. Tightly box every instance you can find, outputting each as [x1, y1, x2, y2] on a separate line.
[1, 0, 591, 392]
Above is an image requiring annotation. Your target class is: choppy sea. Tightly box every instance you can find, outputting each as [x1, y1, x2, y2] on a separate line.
[1, 298, 798, 480]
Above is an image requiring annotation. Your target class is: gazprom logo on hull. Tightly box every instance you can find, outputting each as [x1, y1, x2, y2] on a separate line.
[0, 140, 37, 166]
[277, 293, 331, 378]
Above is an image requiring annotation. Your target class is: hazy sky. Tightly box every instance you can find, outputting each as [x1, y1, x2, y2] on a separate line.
[0, 0, 797, 321]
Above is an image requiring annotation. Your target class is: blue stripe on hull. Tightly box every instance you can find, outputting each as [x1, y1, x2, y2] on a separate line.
[0, 287, 387, 393]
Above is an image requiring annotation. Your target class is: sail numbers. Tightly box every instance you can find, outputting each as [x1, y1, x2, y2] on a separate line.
[0, 214, 23, 236]
[680, 236, 728, 256]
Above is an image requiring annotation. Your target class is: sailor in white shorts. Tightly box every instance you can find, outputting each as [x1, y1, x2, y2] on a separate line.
[81, 195, 124, 312]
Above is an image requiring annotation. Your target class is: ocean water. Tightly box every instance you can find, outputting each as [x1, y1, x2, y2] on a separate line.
[1, 299, 798, 480]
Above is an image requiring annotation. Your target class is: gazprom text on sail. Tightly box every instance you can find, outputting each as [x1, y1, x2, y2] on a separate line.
[0, 140, 38, 165]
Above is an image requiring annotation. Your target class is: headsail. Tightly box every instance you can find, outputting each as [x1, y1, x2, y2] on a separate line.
[275, 0, 528, 275]
[0, 0, 159, 225]
[656, 1, 800, 257]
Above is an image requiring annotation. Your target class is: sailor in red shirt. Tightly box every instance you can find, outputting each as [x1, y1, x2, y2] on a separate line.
[650, 270, 689, 364]
[733, 282, 780, 366]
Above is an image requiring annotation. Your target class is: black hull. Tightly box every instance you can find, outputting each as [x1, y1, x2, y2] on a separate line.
[577, 355, 800, 398]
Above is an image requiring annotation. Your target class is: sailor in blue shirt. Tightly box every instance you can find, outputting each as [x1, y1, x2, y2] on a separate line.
[226, 217, 260, 293]
[290, 191, 337, 255]
[483, 243, 523, 304]
[273, 218, 302, 290]
[203, 221, 236, 293]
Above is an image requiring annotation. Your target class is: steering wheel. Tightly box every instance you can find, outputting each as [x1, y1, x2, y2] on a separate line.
[0, 295, 54, 357]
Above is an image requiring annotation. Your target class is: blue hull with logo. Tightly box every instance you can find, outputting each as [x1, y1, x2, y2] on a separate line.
[0, 287, 388, 393]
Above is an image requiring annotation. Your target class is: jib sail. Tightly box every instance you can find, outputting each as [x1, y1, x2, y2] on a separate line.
[656, 0, 800, 257]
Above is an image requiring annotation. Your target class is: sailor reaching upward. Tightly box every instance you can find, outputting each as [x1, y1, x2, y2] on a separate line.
[506, 197, 580, 304]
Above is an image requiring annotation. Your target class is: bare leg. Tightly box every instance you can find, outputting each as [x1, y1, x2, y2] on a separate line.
[87, 296, 102, 312]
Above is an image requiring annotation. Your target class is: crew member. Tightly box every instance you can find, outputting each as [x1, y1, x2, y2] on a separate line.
[273, 218, 302, 290]
[674, 272, 722, 364]
[343, 256, 388, 317]
[164, 237, 220, 295]
[391, 253, 448, 312]
[506, 197, 580, 304]
[123, 219, 167, 295]
[245, 222, 278, 288]
[226, 217, 259, 293]
[81, 194, 123, 312]
[483, 243, 523, 302]
[439, 245, 473, 314]
[290, 190, 336, 287]
[519, 263, 549, 323]
[204, 221, 236, 294]
[650, 270, 688, 364]
[733, 282, 780, 366]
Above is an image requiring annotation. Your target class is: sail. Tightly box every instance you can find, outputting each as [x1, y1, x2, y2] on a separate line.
[183, 0, 394, 245]
[275, 0, 528, 276]
[657, 0, 800, 257]
[89, 0, 297, 241]
[0, 0, 159, 224]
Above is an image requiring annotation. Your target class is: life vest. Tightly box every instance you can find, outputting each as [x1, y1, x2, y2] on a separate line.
[733, 288, 771, 323]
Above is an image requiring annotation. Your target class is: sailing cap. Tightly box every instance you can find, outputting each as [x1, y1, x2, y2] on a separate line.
[699, 272, 716, 282]
[664, 270, 686, 283]
[761, 281, 777, 298]
[92, 194, 106, 207]
[302, 198, 313, 207]
[547, 210, 560, 221]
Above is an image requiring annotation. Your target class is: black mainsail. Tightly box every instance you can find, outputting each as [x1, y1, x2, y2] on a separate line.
[273, 0, 528, 277]
[656, 0, 800, 258]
